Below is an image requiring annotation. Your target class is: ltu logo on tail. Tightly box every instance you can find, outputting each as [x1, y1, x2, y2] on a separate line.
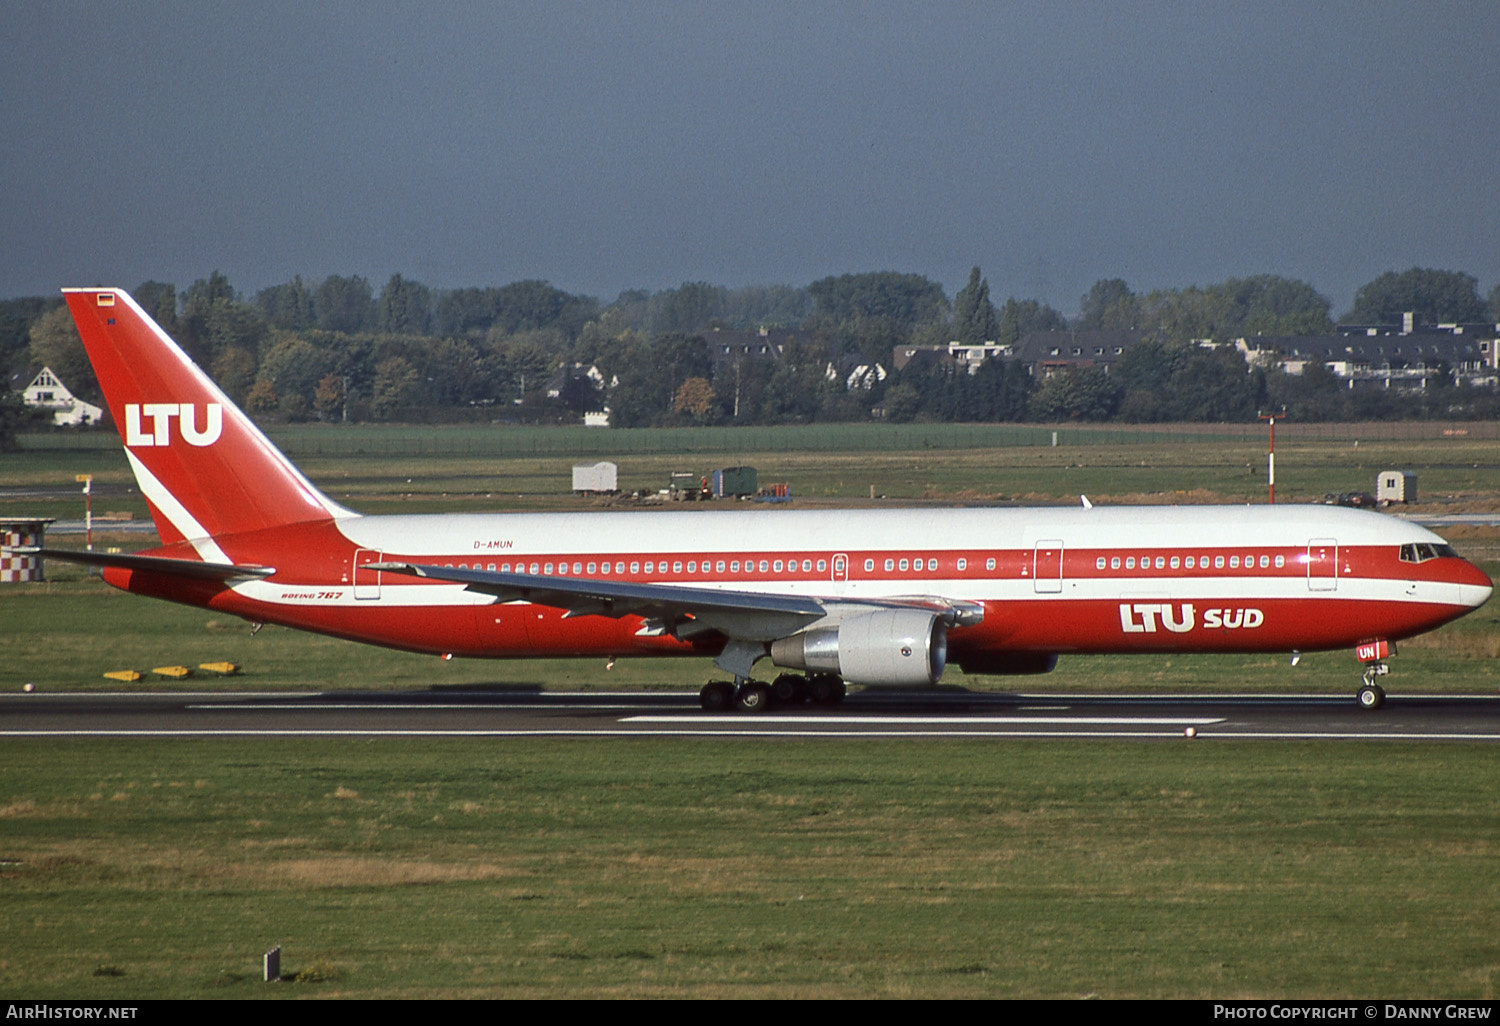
[125, 403, 223, 447]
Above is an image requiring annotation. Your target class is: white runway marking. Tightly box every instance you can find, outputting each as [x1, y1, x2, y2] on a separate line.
[190, 703, 656, 711]
[0, 729, 1216, 738]
[1201, 732, 1500, 741]
[5, 728, 1500, 740]
[1, 692, 322, 699]
[623, 715, 1227, 725]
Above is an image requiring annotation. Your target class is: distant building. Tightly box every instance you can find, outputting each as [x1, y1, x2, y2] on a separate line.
[21, 367, 104, 426]
[891, 345, 956, 374]
[892, 341, 1015, 375]
[887, 316, 1500, 395]
[702, 326, 793, 369]
[1013, 330, 1148, 378]
[1237, 332, 1495, 389]
[825, 355, 887, 391]
[543, 362, 612, 400]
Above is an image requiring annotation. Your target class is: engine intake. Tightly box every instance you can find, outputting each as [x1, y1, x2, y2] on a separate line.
[769, 609, 947, 686]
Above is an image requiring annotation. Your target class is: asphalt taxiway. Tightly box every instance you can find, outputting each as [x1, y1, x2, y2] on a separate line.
[4, 688, 1500, 740]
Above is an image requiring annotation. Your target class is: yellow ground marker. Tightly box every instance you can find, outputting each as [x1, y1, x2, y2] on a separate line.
[198, 662, 241, 676]
[103, 670, 143, 683]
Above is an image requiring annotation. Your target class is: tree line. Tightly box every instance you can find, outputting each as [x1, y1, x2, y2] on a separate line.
[3, 265, 1500, 449]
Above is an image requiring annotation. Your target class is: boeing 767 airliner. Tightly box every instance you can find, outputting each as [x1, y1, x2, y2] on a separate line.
[26, 288, 1492, 712]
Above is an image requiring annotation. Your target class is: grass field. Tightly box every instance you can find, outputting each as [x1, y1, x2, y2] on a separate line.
[5, 424, 1500, 997]
[11, 422, 1500, 521]
[4, 739, 1500, 999]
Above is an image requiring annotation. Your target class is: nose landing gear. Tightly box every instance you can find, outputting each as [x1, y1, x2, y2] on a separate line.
[1357, 661, 1389, 710]
[1354, 639, 1393, 711]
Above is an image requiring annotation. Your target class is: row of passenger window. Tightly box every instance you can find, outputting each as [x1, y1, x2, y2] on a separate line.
[440, 552, 1292, 577]
[862, 556, 997, 573]
[450, 557, 833, 576]
[442, 555, 994, 577]
[1095, 553, 1287, 571]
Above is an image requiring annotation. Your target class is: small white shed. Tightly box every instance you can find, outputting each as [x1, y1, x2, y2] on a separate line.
[1376, 471, 1417, 504]
[572, 461, 618, 494]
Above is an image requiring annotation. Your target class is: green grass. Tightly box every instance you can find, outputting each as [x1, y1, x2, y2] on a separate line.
[3, 739, 1500, 998]
[7, 425, 1500, 997]
[13, 420, 1348, 458]
[11, 427, 1500, 519]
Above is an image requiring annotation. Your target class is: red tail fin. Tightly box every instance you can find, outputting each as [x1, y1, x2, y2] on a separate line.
[63, 288, 353, 547]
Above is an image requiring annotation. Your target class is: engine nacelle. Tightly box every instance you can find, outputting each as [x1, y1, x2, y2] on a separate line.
[769, 609, 947, 686]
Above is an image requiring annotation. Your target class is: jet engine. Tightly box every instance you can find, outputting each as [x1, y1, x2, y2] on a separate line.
[769, 609, 946, 686]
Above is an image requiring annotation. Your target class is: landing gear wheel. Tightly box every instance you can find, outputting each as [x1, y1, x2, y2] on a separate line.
[771, 673, 807, 705]
[734, 681, 772, 713]
[1357, 683, 1386, 711]
[808, 673, 847, 706]
[700, 681, 735, 712]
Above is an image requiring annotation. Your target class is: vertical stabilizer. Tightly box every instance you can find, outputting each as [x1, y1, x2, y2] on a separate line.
[62, 288, 353, 548]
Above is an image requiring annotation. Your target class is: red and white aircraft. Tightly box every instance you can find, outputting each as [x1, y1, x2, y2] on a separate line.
[39, 287, 1493, 711]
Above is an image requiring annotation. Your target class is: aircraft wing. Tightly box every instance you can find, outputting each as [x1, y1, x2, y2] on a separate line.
[366, 561, 983, 643]
[23, 547, 276, 582]
[367, 561, 827, 639]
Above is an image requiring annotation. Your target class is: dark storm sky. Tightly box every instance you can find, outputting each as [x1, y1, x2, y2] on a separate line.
[5, 0, 1498, 315]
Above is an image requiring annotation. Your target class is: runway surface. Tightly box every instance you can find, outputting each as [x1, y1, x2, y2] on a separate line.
[5, 688, 1500, 740]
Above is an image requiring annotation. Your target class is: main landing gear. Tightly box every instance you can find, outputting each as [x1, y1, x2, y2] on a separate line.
[698, 673, 847, 713]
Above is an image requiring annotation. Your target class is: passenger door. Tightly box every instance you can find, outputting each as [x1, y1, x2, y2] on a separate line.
[1033, 540, 1063, 594]
[1307, 538, 1337, 592]
[353, 548, 383, 600]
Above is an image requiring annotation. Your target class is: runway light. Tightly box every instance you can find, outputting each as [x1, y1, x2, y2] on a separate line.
[23, 683, 35, 693]
[1184, 726, 1197, 739]
[440, 653, 453, 661]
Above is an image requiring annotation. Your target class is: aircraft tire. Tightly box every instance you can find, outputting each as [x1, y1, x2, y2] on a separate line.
[771, 673, 807, 705]
[808, 674, 846, 705]
[1356, 683, 1386, 711]
[700, 681, 736, 712]
[734, 681, 772, 713]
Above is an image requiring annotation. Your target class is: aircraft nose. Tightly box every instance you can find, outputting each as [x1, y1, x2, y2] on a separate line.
[1455, 558, 1493, 609]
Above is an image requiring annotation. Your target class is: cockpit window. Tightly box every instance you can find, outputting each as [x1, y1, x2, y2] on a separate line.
[1399, 543, 1458, 563]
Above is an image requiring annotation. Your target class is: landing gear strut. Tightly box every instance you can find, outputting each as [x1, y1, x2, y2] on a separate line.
[1357, 662, 1389, 711]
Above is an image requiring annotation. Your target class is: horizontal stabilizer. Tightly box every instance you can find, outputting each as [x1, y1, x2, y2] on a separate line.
[25, 547, 275, 581]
